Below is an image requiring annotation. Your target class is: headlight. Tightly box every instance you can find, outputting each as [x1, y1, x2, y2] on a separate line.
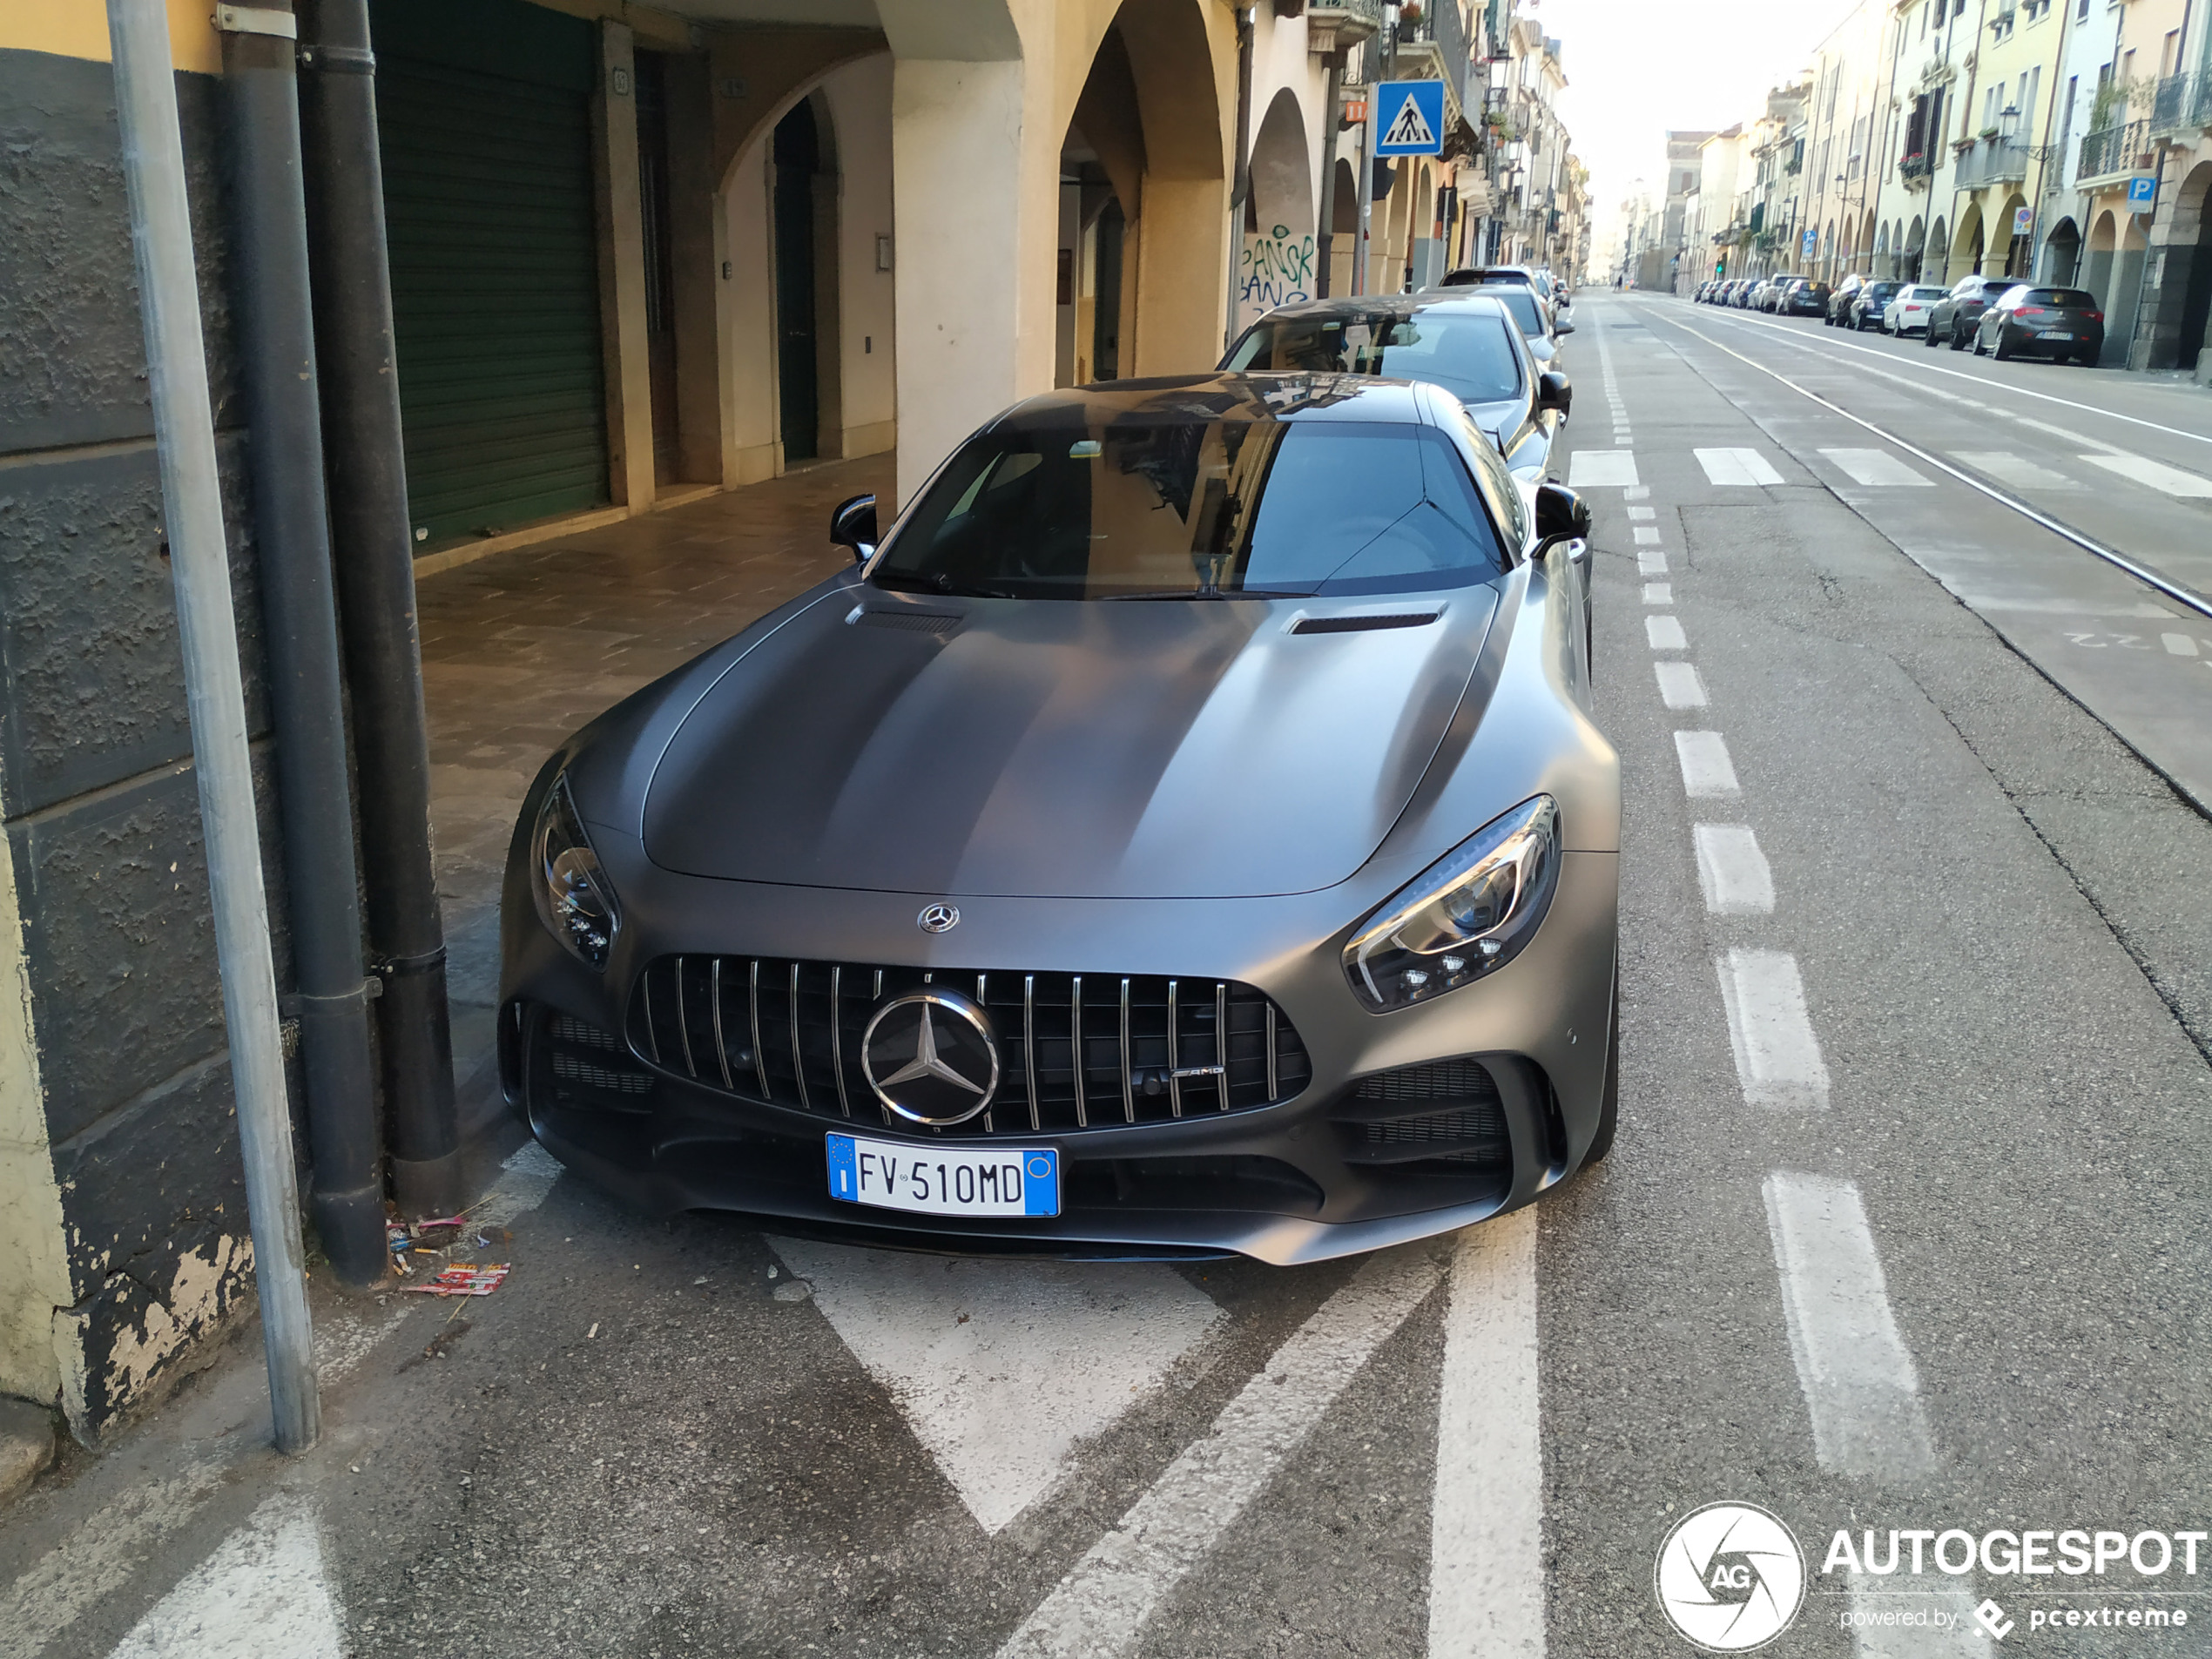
[1343, 796, 1559, 1012]
[532, 775, 617, 969]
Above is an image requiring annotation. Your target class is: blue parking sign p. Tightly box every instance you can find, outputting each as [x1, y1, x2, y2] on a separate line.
[2127, 173, 2157, 212]
[1373, 81, 1447, 156]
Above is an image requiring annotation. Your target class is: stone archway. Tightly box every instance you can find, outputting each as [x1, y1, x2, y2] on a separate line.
[1952, 203, 1985, 275]
[2148, 161, 2212, 372]
[1238, 86, 1316, 328]
[1993, 192, 2030, 278]
[1905, 213, 1926, 280]
[2041, 215, 2081, 285]
[1927, 214, 1948, 284]
[1325, 156, 1358, 296]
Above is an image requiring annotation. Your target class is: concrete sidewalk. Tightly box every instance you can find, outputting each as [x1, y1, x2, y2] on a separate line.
[418, 453, 894, 1136]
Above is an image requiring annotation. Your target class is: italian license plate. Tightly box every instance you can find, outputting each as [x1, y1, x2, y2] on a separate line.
[2038, 329, 2073, 340]
[826, 1133, 1060, 1217]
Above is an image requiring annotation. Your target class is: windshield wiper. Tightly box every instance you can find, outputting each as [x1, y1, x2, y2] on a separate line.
[867, 570, 1019, 600]
[1105, 588, 1310, 601]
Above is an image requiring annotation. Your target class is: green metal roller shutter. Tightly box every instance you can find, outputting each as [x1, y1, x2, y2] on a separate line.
[372, 0, 607, 546]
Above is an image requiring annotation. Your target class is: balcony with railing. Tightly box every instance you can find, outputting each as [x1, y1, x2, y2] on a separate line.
[1389, 3, 1474, 118]
[1307, 0, 1384, 57]
[2075, 119, 2150, 186]
[1898, 150, 1935, 185]
[2149, 71, 2212, 136]
[1954, 137, 2028, 191]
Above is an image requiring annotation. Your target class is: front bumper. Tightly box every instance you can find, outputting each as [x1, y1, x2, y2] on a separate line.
[499, 847, 1619, 1266]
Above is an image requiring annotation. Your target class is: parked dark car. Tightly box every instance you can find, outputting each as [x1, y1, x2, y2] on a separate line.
[1826, 274, 1869, 325]
[1784, 280, 1831, 317]
[1223, 292, 1571, 481]
[1929, 273, 2013, 349]
[1973, 285, 2106, 364]
[499, 374, 1619, 1264]
[1846, 280, 1905, 330]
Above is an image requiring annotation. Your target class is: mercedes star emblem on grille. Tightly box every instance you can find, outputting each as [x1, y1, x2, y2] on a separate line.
[917, 903, 960, 934]
[860, 988, 1001, 1125]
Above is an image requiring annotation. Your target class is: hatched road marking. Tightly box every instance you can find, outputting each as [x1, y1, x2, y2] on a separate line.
[2078, 453, 2212, 498]
[1694, 825, 1776, 915]
[1695, 447, 1784, 486]
[997, 1248, 1441, 1659]
[772, 1242, 1223, 1535]
[1820, 448, 1933, 488]
[105, 1494, 343, 1659]
[1717, 949, 1831, 1109]
[1763, 1173, 1939, 1483]
[1567, 450, 1640, 488]
[1429, 1211, 1542, 1659]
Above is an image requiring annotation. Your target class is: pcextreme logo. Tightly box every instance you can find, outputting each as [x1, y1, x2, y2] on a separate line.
[1654, 1502, 1809, 1651]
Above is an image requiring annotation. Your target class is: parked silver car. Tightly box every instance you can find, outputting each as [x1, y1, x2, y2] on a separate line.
[500, 374, 1622, 1264]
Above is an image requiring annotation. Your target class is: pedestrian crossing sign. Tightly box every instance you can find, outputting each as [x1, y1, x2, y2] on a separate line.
[1373, 81, 1446, 156]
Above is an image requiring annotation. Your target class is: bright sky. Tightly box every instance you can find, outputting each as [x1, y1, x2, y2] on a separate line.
[1526, 0, 1858, 263]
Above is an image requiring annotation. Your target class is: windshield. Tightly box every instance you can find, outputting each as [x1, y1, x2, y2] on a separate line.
[1224, 312, 1524, 405]
[874, 416, 1510, 601]
[1482, 288, 1548, 339]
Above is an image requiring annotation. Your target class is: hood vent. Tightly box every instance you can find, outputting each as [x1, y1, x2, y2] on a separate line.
[849, 607, 961, 635]
[1292, 611, 1441, 635]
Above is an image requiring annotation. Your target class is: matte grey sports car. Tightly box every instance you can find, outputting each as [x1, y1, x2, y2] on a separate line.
[499, 373, 1621, 1264]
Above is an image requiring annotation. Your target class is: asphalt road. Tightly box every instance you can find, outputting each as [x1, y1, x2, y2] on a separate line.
[4, 293, 2210, 1659]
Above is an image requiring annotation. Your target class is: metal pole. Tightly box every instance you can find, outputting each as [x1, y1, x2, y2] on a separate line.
[105, 0, 319, 1454]
[219, 6, 388, 1287]
[1225, 4, 1255, 349]
[1315, 49, 1345, 298]
[297, 0, 463, 1217]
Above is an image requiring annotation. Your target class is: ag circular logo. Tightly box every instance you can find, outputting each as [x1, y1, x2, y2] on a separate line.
[860, 988, 1000, 1126]
[1654, 1501, 1806, 1652]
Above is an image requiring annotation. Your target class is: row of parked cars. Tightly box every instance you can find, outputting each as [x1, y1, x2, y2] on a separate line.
[1692, 271, 2107, 365]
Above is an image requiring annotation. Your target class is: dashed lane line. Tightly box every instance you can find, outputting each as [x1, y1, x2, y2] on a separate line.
[2078, 453, 2212, 499]
[1429, 1210, 1542, 1659]
[105, 1494, 342, 1659]
[1646, 615, 1688, 651]
[1717, 948, 1831, 1110]
[1820, 448, 1934, 489]
[1949, 450, 2085, 491]
[1694, 447, 1785, 486]
[1568, 449, 1641, 489]
[1637, 550, 1668, 576]
[1674, 731, 1740, 798]
[1693, 825, 1776, 916]
[1763, 1173, 1939, 1483]
[1642, 583, 1673, 605]
[995, 1248, 1442, 1659]
[1656, 662, 1708, 710]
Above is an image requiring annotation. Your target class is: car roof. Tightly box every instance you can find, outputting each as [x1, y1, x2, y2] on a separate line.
[1244, 291, 1519, 326]
[994, 371, 1440, 430]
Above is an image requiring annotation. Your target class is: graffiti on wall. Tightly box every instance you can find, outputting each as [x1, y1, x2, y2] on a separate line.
[1238, 224, 1317, 327]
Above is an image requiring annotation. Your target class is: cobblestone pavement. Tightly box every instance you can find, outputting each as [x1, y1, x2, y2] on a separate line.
[415, 454, 895, 1117]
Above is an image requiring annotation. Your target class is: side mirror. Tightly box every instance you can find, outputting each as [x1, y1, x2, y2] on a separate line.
[1535, 371, 1572, 418]
[1534, 479, 1593, 543]
[830, 493, 879, 561]
[1554, 317, 1575, 335]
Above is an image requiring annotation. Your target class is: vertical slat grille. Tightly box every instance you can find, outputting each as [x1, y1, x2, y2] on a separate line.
[626, 957, 1312, 1136]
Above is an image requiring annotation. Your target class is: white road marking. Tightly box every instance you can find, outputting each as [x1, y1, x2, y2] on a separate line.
[1717, 950, 1830, 1109]
[469, 1139, 565, 1232]
[2078, 453, 2212, 498]
[1694, 447, 1784, 486]
[2165, 633, 2201, 657]
[106, 1494, 343, 1659]
[1645, 615, 1687, 651]
[1693, 824, 1776, 915]
[1656, 662, 1708, 709]
[1626, 506, 1656, 521]
[1674, 731, 1739, 797]
[997, 1248, 1440, 1659]
[1763, 1173, 1939, 1482]
[1950, 450, 2082, 492]
[772, 1241, 1222, 1534]
[1848, 1578, 1994, 1657]
[1820, 448, 1932, 488]
[1567, 450, 1640, 488]
[1633, 526, 1662, 545]
[1642, 582, 1672, 605]
[1429, 1210, 1541, 1659]
[1637, 550, 1669, 576]
[1623, 484, 1651, 502]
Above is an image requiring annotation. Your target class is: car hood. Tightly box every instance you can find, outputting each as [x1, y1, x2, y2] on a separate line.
[641, 586, 1502, 900]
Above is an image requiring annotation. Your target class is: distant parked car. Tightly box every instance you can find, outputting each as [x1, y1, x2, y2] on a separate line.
[1732, 280, 1758, 309]
[1748, 278, 1780, 311]
[1784, 280, 1831, 317]
[1826, 274, 1869, 325]
[1846, 280, 1905, 330]
[1881, 284, 1948, 336]
[1929, 273, 2013, 350]
[1973, 285, 2106, 364]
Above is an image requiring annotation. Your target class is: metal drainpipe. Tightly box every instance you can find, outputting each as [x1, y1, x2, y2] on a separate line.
[295, 0, 463, 1217]
[104, 0, 320, 1452]
[1225, 4, 1256, 349]
[217, 3, 388, 1286]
